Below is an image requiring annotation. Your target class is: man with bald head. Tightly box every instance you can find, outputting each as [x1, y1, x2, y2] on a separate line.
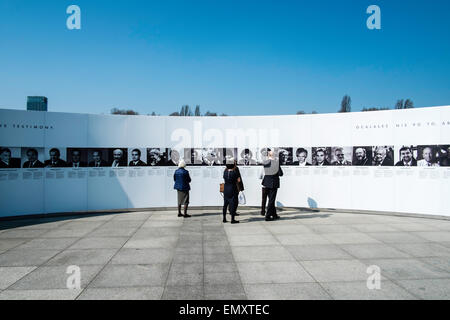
[418, 146, 439, 166]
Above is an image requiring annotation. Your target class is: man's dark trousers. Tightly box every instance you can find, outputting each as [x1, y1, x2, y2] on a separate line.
[265, 188, 278, 218]
[261, 187, 269, 215]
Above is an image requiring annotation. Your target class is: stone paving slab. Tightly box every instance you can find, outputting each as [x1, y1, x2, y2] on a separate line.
[390, 243, 450, 258]
[286, 244, 353, 261]
[45, 249, 119, 266]
[243, 283, 331, 300]
[69, 237, 129, 249]
[300, 259, 375, 282]
[89, 264, 169, 288]
[338, 243, 412, 259]
[321, 280, 417, 300]
[162, 285, 204, 300]
[0, 266, 36, 290]
[394, 279, 450, 300]
[10, 265, 103, 290]
[0, 249, 61, 267]
[0, 289, 82, 300]
[111, 248, 174, 265]
[362, 258, 450, 280]
[0, 208, 449, 300]
[15, 238, 79, 250]
[77, 286, 164, 300]
[237, 261, 315, 284]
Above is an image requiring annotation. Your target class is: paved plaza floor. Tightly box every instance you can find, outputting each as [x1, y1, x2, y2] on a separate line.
[0, 208, 449, 300]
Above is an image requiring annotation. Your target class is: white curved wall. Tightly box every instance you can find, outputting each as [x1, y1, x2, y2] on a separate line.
[0, 106, 449, 218]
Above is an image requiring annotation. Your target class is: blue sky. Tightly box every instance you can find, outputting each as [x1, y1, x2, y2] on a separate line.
[0, 0, 449, 115]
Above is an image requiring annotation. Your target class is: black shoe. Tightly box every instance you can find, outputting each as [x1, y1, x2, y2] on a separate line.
[260, 212, 265, 216]
[235, 213, 240, 216]
[231, 220, 240, 224]
[265, 216, 274, 221]
[183, 214, 191, 218]
[177, 213, 183, 217]
[223, 219, 228, 223]
[273, 215, 280, 219]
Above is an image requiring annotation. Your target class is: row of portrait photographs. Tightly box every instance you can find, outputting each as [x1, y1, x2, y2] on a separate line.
[1, 145, 450, 169]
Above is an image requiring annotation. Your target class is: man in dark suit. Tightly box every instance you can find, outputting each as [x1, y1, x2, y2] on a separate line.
[331, 147, 352, 165]
[148, 148, 164, 166]
[395, 146, 417, 166]
[354, 147, 371, 166]
[129, 149, 147, 166]
[89, 150, 108, 167]
[0, 147, 18, 168]
[313, 148, 330, 166]
[373, 146, 394, 166]
[110, 149, 127, 167]
[238, 149, 257, 166]
[67, 149, 87, 168]
[44, 148, 67, 167]
[262, 151, 284, 221]
[165, 149, 180, 166]
[23, 148, 44, 168]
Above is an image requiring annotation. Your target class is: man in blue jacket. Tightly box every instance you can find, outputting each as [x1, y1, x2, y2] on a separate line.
[174, 160, 192, 218]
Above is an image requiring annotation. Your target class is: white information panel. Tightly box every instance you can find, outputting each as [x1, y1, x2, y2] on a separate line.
[0, 107, 449, 218]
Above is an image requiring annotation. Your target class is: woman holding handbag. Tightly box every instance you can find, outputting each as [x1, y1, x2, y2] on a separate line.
[222, 159, 240, 224]
[233, 159, 244, 216]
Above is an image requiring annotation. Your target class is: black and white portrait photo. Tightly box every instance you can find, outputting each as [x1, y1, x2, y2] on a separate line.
[202, 148, 224, 166]
[292, 147, 312, 166]
[224, 148, 237, 164]
[67, 148, 88, 168]
[44, 148, 67, 168]
[372, 146, 394, 166]
[437, 145, 450, 167]
[165, 148, 182, 166]
[276, 147, 293, 165]
[21, 147, 45, 168]
[88, 149, 109, 167]
[0, 147, 21, 168]
[191, 148, 204, 166]
[330, 147, 352, 166]
[237, 148, 257, 166]
[256, 147, 272, 165]
[312, 147, 331, 166]
[181, 148, 192, 165]
[352, 146, 372, 166]
[417, 145, 439, 167]
[128, 148, 147, 167]
[147, 148, 165, 166]
[394, 146, 418, 166]
[108, 148, 128, 167]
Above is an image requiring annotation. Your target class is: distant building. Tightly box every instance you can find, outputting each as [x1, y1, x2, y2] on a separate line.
[27, 96, 48, 111]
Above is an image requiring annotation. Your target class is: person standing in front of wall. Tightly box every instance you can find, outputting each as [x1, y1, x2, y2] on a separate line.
[173, 160, 192, 218]
[262, 150, 283, 221]
[222, 159, 240, 224]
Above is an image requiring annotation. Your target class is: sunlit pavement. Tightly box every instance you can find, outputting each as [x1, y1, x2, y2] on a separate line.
[0, 208, 449, 300]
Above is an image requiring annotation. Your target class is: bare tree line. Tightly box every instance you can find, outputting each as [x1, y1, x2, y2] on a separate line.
[111, 96, 415, 116]
[111, 105, 226, 117]
[296, 96, 415, 115]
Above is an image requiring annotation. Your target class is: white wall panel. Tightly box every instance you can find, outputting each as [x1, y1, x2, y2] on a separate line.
[0, 107, 449, 218]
